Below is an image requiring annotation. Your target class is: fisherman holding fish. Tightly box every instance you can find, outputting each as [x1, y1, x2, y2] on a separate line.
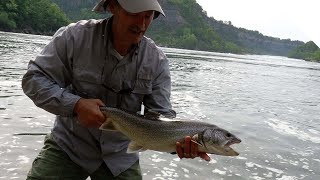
[21, 0, 214, 179]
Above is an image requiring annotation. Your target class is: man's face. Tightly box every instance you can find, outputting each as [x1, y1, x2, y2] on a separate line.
[111, 4, 154, 45]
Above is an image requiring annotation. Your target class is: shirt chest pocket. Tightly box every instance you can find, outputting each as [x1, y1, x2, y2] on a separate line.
[132, 73, 152, 94]
[72, 68, 103, 98]
[119, 74, 152, 111]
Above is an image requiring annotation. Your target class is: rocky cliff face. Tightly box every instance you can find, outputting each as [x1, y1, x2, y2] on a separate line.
[156, 0, 304, 56]
[154, 0, 187, 29]
[206, 17, 304, 56]
[51, 0, 305, 56]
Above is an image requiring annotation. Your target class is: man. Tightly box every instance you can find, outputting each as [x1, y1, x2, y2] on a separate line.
[22, 0, 210, 179]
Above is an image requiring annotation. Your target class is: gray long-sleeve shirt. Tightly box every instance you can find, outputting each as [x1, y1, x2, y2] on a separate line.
[22, 17, 175, 176]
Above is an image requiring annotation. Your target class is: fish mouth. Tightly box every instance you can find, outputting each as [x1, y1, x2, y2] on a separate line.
[225, 138, 241, 147]
[223, 138, 242, 156]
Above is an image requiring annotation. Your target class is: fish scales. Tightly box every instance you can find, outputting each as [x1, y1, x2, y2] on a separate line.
[100, 107, 241, 156]
[105, 108, 216, 144]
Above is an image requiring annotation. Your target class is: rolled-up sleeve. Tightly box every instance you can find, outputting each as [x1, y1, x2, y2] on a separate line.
[144, 50, 176, 118]
[22, 26, 81, 116]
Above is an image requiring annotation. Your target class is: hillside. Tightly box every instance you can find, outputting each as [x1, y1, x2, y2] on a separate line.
[0, 0, 69, 35]
[205, 17, 304, 56]
[288, 41, 320, 62]
[50, 0, 305, 56]
[1, 0, 307, 57]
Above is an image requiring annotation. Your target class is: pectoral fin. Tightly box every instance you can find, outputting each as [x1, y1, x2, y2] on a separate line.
[191, 134, 203, 146]
[127, 141, 147, 153]
[99, 118, 117, 131]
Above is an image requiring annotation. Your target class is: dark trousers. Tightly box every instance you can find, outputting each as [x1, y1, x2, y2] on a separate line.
[27, 134, 142, 180]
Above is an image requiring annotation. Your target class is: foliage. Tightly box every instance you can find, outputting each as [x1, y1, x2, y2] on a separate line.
[288, 41, 320, 62]
[146, 0, 244, 54]
[290, 41, 320, 62]
[50, 0, 106, 21]
[0, 0, 18, 29]
[311, 50, 320, 62]
[0, 11, 17, 29]
[207, 18, 305, 56]
[0, 0, 312, 58]
[0, 0, 69, 34]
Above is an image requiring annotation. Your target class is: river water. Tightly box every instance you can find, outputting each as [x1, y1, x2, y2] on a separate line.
[0, 31, 319, 180]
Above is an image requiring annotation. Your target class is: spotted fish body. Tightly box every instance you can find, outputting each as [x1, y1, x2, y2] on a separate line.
[99, 107, 241, 156]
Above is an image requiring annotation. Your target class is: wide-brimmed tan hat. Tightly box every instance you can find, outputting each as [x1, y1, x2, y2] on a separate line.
[92, 0, 165, 18]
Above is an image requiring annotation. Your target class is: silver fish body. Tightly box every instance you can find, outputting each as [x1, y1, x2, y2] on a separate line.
[99, 107, 241, 156]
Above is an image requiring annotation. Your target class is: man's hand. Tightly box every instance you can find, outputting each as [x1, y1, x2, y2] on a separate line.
[176, 136, 211, 161]
[74, 98, 105, 128]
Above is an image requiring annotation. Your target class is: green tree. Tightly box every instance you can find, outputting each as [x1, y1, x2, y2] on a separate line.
[0, 12, 16, 29]
[311, 50, 320, 62]
[288, 41, 319, 61]
[0, 0, 70, 34]
[21, 0, 69, 32]
[0, 0, 18, 29]
[177, 28, 197, 49]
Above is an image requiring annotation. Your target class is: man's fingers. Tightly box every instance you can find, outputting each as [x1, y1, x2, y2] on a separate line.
[176, 142, 184, 159]
[175, 138, 212, 162]
[191, 138, 198, 158]
[184, 136, 191, 158]
[93, 101, 105, 124]
[199, 152, 211, 161]
[97, 111, 106, 124]
[95, 99, 105, 107]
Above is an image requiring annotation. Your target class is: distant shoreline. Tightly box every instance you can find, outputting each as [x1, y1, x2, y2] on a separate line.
[1, 30, 318, 63]
[0, 29, 55, 37]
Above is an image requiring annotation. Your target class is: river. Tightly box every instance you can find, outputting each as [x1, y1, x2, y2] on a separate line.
[0, 31, 319, 180]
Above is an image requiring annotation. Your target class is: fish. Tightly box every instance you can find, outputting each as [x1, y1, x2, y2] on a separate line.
[99, 107, 241, 156]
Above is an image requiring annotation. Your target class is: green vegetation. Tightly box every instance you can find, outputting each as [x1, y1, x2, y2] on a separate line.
[0, 0, 317, 60]
[49, 0, 244, 53]
[50, 0, 106, 21]
[207, 19, 305, 56]
[147, 0, 244, 54]
[288, 41, 320, 62]
[0, 0, 69, 34]
[312, 50, 320, 61]
[147, 0, 305, 56]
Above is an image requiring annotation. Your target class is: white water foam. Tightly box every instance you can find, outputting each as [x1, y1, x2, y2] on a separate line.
[150, 154, 166, 163]
[265, 118, 320, 144]
[245, 162, 284, 176]
[276, 175, 298, 180]
[17, 155, 29, 164]
[212, 168, 226, 175]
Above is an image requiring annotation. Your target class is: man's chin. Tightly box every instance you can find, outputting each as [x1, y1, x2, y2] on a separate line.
[129, 32, 144, 41]
[131, 36, 143, 44]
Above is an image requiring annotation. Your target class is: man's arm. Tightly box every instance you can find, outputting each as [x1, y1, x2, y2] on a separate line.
[22, 26, 106, 127]
[21, 27, 80, 117]
[143, 53, 176, 118]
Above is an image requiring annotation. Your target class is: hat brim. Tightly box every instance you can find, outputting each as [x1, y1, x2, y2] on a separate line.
[92, 0, 165, 18]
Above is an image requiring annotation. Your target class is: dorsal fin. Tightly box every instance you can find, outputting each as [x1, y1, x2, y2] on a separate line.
[144, 108, 161, 120]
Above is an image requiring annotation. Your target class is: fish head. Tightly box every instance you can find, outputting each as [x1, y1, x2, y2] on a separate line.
[195, 128, 241, 156]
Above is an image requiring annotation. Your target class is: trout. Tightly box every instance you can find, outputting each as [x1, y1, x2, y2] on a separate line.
[99, 107, 241, 156]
